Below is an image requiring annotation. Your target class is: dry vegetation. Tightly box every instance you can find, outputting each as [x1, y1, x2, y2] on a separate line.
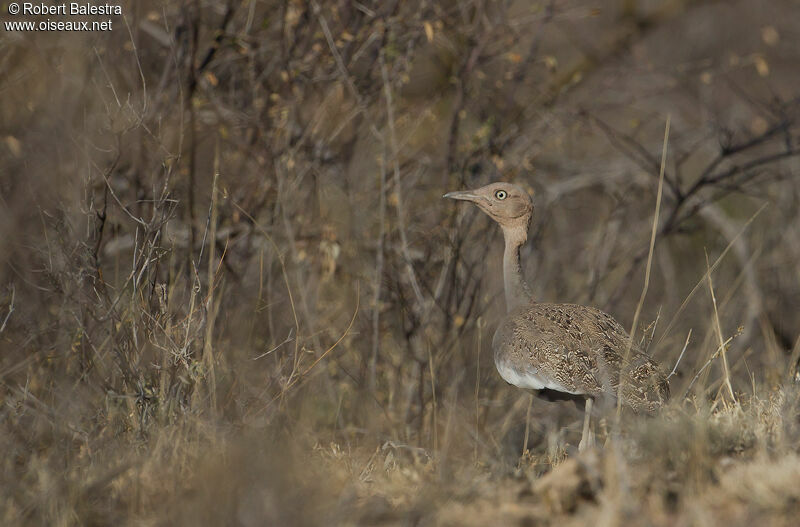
[1, 0, 800, 525]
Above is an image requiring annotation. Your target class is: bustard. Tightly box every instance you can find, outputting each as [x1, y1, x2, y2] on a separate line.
[445, 182, 669, 451]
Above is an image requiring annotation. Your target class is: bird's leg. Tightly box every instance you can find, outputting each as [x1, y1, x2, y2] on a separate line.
[578, 397, 595, 452]
[522, 393, 533, 459]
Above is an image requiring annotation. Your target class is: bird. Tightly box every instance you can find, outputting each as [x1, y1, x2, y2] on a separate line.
[444, 182, 669, 451]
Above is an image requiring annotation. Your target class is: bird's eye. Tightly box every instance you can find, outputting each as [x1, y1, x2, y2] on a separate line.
[494, 190, 507, 200]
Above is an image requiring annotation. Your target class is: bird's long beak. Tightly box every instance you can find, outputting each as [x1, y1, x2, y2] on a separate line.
[443, 190, 481, 202]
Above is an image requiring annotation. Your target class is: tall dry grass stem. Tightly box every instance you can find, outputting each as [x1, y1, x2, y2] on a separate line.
[705, 250, 737, 404]
[618, 115, 670, 419]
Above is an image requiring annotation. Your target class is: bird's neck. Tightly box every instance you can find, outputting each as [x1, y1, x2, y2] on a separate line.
[501, 224, 533, 312]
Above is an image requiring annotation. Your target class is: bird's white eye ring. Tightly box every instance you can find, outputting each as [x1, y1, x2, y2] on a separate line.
[494, 190, 507, 200]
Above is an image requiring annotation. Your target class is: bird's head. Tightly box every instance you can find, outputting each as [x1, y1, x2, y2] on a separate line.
[444, 182, 533, 232]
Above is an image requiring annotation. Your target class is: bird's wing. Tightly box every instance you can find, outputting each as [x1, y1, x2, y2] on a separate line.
[495, 303, 669, 410]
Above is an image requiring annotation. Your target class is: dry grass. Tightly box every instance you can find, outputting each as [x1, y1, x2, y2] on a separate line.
[5, 386, 798, 525]
[2, 0, 800, 525]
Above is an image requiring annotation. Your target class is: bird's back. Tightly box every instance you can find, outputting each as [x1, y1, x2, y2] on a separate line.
[492, 302, 669, 412]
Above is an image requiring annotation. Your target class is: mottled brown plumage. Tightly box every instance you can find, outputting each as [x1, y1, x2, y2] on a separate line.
[445, 182, 669, 450]
[494, 303, 669, 413]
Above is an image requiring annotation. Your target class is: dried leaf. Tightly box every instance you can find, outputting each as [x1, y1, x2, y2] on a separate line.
[754, 55, 769, 77]
[423, 21, 434, 43]
[761, 26, 779, 46]
[4, 136, 21, 158]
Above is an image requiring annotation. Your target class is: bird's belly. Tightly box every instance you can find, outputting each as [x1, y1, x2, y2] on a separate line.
[495, 358, 576, 394]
